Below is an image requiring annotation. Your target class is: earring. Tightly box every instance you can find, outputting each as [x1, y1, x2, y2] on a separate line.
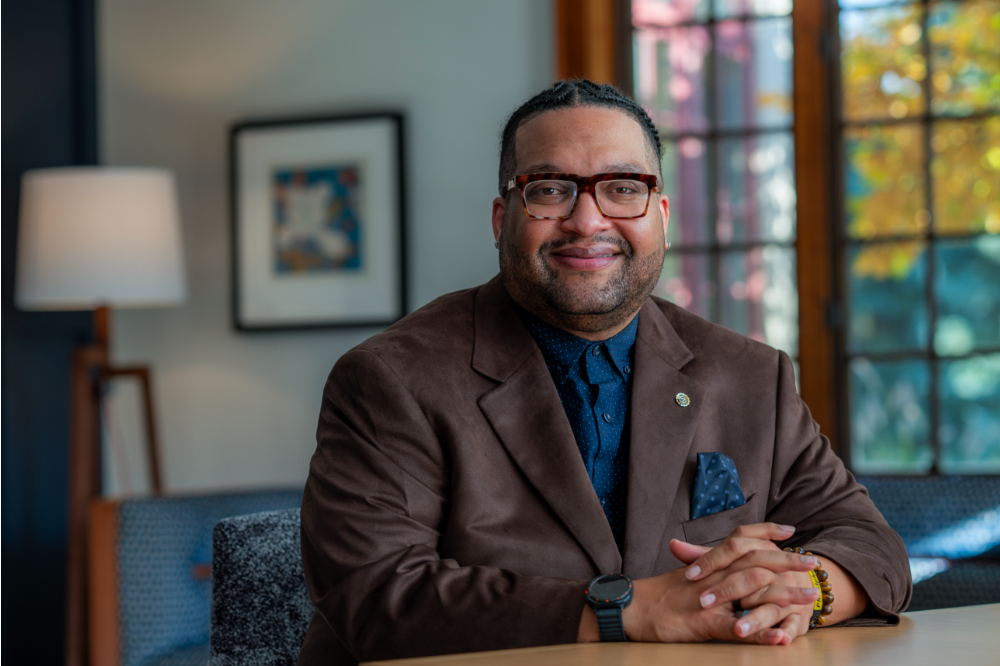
[494, 241, 499, 249]
[666, 241, 671, 250]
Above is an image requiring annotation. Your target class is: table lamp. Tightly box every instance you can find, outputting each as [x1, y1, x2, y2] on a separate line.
[15, 166, 186, 666]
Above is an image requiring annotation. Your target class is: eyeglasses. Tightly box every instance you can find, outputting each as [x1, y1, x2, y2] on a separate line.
[505, 172, 660, 220]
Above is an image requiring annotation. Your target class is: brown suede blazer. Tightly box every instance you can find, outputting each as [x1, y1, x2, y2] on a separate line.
[298, 276, 911, 665]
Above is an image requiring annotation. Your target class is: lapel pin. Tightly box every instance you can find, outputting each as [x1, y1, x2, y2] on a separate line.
[675, 392, 691, 407]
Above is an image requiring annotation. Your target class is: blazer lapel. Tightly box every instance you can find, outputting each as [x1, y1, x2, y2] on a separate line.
[622, 299, 704, 578]
[472, 278, 622, 575]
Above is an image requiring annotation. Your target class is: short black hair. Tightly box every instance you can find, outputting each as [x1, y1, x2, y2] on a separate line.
[498, 79, 662, 195]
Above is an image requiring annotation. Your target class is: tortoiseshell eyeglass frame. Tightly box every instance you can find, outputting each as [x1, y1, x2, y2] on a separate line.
[505, 172, 661, 220]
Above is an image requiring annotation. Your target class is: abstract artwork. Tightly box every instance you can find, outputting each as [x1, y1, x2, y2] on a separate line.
[231, 113, 405, 330]
[272, 164, 363, 274]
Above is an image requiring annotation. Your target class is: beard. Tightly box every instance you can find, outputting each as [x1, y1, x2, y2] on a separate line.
[499, 230, 664, 335]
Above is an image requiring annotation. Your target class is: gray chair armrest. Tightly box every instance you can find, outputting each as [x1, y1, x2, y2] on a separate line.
[210, 508, 313, 666]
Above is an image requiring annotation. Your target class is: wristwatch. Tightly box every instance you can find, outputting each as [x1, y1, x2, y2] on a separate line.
[584, 573, 633, 642]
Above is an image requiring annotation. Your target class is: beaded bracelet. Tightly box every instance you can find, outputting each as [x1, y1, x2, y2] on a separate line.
[784, 547, 833, 629]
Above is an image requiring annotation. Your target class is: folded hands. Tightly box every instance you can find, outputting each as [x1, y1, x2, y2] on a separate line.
[580, 523, 867, 645]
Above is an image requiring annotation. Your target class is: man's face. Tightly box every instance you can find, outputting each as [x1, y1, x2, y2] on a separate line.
[492, 105, 669, 337]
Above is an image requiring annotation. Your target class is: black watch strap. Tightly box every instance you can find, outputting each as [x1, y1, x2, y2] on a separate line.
[594, 607, 628, 642]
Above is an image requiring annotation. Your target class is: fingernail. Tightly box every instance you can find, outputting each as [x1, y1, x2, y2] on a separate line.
[768, 629, 783, 641]
[685, 565, 701, 580]
[700, 593, 716, 608]
[801, 555, 817, 565]
[805, 587, 820, 596]
[779, 524, 795, 533]
[737, 621, 751, 636]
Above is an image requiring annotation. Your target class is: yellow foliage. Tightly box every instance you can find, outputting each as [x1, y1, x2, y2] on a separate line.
[844, 1, 1000, 281]
[851, 242, 924, 282]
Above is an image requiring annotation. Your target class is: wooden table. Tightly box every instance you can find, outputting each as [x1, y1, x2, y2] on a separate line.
[363, 604, 1000, 666]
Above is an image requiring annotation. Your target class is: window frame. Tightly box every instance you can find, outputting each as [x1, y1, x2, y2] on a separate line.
[584, 0, 1000, 476]
[793, 0, 841, 452]
[558, 0, 842, 448]
[557, 0, 1000, 468]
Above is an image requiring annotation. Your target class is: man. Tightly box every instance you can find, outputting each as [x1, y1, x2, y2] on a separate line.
[298, 80, 911, 665]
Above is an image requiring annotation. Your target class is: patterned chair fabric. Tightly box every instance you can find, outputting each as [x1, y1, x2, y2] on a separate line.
[94, 489, 302, 666]
[856, 475, 1000, 611]
[210, 509, 313, 666]
[904, 562, 1000, 611]
[857, 476, 1000, 557]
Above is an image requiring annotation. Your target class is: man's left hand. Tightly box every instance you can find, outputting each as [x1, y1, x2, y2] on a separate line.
[671, 523, 870, 643]
[670, 524, 816, 644]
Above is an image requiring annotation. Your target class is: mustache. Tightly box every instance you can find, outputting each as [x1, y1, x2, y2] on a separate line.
[538, 235, 634, 257]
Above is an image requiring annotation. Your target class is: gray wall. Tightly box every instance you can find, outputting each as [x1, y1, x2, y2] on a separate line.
[99, 0, 553, 491]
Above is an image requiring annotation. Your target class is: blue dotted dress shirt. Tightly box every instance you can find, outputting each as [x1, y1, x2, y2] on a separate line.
[520, 310, 638, 552]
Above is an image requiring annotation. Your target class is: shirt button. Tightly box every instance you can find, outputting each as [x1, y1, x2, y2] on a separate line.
[602, 412, 613, 423]
[623, 365, 630, 374]
[591, 346, 600, 356]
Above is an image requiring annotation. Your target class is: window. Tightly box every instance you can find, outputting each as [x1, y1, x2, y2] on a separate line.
[631, 0, 800, 365]
[628, 0, 1000, 473]
[837, 0, 1000, 473]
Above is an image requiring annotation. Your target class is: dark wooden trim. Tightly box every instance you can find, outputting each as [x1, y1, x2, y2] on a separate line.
[792, 1, 839, 450]
[88, 500, 120, 666]
[66, 335, 107, 666]
[67, 308, 168, 666]
[557, 0, 630, 90]
[616, 0, 634, 96]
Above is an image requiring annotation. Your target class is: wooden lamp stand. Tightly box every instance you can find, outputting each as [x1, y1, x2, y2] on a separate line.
[65, 305, 164, 666]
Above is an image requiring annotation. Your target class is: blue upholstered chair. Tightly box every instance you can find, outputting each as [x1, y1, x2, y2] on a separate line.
[856, 475, 1000, 611]
[88, 489, 302, 666]
[210, 509, 312, 665]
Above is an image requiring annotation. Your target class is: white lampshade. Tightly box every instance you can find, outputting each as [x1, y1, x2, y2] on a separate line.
[16, 167, 187, 310]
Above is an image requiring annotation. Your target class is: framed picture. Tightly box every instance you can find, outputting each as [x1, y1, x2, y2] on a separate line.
[230, 112, 406, 330]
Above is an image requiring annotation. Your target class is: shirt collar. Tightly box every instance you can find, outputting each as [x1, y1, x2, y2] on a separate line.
[518, 307, 638, 381]
[602, 315, 638, 376]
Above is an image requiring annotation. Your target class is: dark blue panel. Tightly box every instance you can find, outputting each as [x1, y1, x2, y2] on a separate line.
[2, 0, 97, 663]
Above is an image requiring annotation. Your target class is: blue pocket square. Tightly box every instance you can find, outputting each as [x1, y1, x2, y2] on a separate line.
[691, 452, 746, 520]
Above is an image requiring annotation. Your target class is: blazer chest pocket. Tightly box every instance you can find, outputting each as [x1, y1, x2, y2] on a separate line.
[681, 494, 759, 546]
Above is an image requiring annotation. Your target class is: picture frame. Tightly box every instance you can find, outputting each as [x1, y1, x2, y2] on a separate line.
[230, 112, 406, 331]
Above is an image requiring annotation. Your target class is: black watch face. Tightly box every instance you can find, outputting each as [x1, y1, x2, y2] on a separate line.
[589, 575, 632, 602]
